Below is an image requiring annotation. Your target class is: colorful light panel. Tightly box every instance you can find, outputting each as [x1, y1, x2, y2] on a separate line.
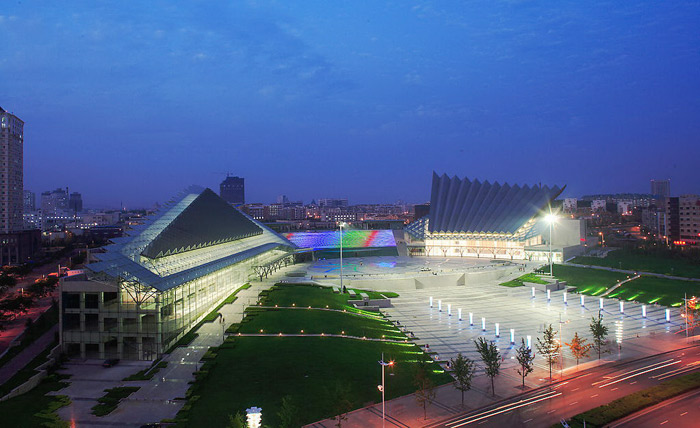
[285, 230, 396, 249]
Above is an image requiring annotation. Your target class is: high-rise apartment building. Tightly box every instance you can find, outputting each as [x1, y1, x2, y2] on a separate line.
[220, 175, 245, 205]
[69, 192, 83, 213]
[318, 198, 348, 208]
[651, 179, 671, 199]
[0, 107, 24, 233]
[23, 190, 36, 213]
[41, 188, 69, 215]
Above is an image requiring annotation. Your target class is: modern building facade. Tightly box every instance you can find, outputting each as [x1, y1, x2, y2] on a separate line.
[59, 187, 296, 360]
[220, 175, 245, 205]
[41, 188, 70, 215]
[0, 107, 24, 233]
[23, 190, 36, 213]
[651, 179, 671, 199]
[406, 173, 585, 261]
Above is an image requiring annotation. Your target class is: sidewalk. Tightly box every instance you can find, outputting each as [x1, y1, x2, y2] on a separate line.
[0, 324, 57, 386]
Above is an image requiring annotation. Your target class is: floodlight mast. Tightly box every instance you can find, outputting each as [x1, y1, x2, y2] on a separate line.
[545, 212, 557, 277]
[339, 222, 347, 293]
[378, 353, 394, 428]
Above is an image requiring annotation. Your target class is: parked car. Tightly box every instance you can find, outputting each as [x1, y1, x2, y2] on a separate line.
[102, 358, 120, 368]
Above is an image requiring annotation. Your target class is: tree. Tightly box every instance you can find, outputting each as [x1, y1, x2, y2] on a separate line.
[226, 412, 246, 428]
[414, 360, 436, 419]
[566, 332, 592, 367]
[327, 381, 354, 427]
[0, 274, 16, 288]
[0, 294, 33, 319]
[536, 324, 560, 380]
[450, 353, 476, 406]
[590, 314, 609, 360]
[474, 337, 501, 396]
[277, 395, 302, 428]
[684, 296, 699, 335]
[515, 338, 535, 388]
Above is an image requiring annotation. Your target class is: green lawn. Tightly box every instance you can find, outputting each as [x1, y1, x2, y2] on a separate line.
[551, 265, 698, 306]
[92, 386, 140, 416]
[0, 374, 70, 427]
[551, 265, 628, 296]
[0, 339, 57, 398]
[499, 273, 550, 287]
[259, 283, 392, 315]
[178, 284, 449, 427]
[605, 276, 700, 307]
[571, 249, 700, 278]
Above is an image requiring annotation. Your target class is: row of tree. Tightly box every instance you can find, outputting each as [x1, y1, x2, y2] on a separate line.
[0, 276, 59, 331]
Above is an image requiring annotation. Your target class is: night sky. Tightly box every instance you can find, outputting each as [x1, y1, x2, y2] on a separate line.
[2, 1, 699, 208]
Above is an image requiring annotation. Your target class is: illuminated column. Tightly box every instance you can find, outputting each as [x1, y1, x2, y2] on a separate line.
[448, 304, 452, 316]
[527, 335, 532, 349]
[580, 295, 585, 306]
[481, 317, 486, 331]
[469, 312, 474, 326]
[599, 298, 604, 310]
[547, 289, 551, 301]
[495, 323, 500, 337]
[510, 329, 515, 344]
[642, 305, 647, 318]
[438, 300, 442, 312]
[666, 309, 670, 322]
[458, 308, 462, 321]
[429, 296, 433, 308]
[563, 291, 567, 304]
[531, 287, 536, 298]
[619, 301, 624, 314]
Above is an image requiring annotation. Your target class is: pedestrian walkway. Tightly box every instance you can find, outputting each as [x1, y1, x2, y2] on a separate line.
[0, 324, 57, 386]
[564, 262, 700, 282]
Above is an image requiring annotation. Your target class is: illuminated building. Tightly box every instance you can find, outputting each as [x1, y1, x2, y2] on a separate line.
[406, 173, 585, 261]
[220, 175, 245, 205]
[0, 106, 24, 233]
[59, 187, 295, 360]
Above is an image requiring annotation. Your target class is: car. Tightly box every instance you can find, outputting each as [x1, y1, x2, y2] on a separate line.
[103, 358, 120, 368]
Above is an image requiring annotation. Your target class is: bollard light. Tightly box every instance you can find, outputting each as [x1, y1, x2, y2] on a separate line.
[547, 289, 551, 301]
[246, 407, 262, 428]
[532, 287, 536, 298]
[600, 298, 604, 310]
[495, 323, 500, 337]
[482, 317, 486, 331]
[510, 328, 515, 344]
[469, 312, 474, 326]
[564, 291, 567, 304]
[448, 304, 452, 316]
[642, 305, 647, 318]
[666, 308, 670, 322]
[619, 301, 624, 313]
[527, 335, 532, 349]
[458, 308, 462, 321]
[429, 296, 433, 308]
[438, 300, 442, 312]
[580, 295, 585, 306]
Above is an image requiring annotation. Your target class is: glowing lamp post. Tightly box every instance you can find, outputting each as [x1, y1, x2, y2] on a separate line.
[580, 295, 585, 306]
[599, 298, 604, 310]
[495, 323, 500, 338]
[547, 289, 551, 301]
[642, 305, 647, 318]
[619, 301, 624, 314]
[246, 407, 262, 428]
[438, 300, 442, 312]
[429, 296, 433, 308]
[378, 354, 394, 428]
[510, 329, 515, 344]
[448, 304, 452, 316]
[563, 291, 567, 304]
[482, 317, 486, 331]
[532, 287, 536, 298]
[339, 222, 348, 293]
[666, 308, 671, 322]
[527, 335, 532, 349]
[545, 213, 557, 276]
[458, 308, 462, 321]
[469, 312, 474, 326]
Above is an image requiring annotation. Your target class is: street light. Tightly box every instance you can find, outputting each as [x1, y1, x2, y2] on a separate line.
[378, 353, 394, 428]
[338, 222, 348, 293]
[545, 213, 557, 277]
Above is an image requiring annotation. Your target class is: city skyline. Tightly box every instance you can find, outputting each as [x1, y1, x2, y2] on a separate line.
[2, 1, 700, 207]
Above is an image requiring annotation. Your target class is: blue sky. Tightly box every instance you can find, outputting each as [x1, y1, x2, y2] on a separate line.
[2, 1, 699, 208]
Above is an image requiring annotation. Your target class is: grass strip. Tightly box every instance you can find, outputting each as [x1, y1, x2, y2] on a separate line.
[123, 360, 168, 381]
[0, 373, 71, 427]
[500, 273, 550, 287]
[0, 303, 58, 369]
[560, 371, 700, 428]
[92, 386, 140, 416]
[0, 339, 57, 398]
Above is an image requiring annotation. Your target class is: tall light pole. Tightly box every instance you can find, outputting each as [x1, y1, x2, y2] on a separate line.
[339, 222, 347, 293]
[378, 353, 394, 428]
[545, 213, 557, 276]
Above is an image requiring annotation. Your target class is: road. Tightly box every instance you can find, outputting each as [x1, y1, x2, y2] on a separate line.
[428, 345, 700, 428]
[609, 388, 700, 428]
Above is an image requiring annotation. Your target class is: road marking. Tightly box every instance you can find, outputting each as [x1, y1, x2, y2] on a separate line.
[680, 412, 688, 416]
[547, 410, 556, 414]
[446, 391, 563, 427]
[568, 401, 578, 406]
[523, 419, 533, 423]
[571, 387, 579, 391]
[660, 420, 668, 425]
[592, 359, 677, 387]
[611, 387, 619, 391]
[590, 394, 599, 398]
[629, 381, 637, 385]
[597, 360, 681, 388]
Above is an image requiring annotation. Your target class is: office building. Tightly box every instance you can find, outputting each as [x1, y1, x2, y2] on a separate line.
[651, 179, 671, 199]
[220, 175, 245, 205]
[23, 190, 36, 213]
[0, 107, 24, 233]
[41, 188, 70, 215]
[69, 192, 83, 213]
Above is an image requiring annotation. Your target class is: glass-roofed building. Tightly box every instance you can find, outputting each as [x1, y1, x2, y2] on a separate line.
[406, 173, 585, 261]
[59, 187, 296, 360]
